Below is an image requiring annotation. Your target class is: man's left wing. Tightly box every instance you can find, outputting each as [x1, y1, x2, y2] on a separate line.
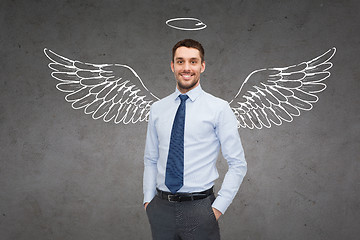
[229, 48, 336, 129]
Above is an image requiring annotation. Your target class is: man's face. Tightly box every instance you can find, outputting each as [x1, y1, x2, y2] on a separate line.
[171, 46, 205, 93]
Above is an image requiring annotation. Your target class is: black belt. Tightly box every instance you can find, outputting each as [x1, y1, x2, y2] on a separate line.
[156, 187, 213, 202]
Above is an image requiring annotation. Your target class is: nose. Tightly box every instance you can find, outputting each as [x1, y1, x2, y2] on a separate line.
[183, 62, 191, 71]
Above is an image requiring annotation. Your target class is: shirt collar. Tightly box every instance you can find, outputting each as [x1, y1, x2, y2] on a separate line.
[173, 84, 203, 102]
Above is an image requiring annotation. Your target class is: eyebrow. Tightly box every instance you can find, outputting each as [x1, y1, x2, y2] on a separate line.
[175, 57, 199, 61]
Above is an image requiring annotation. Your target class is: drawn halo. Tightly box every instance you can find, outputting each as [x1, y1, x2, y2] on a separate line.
[166, 17, 207, 31]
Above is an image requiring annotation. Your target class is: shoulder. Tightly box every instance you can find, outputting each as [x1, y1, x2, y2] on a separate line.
[200, 90, 236, 124]
[150, 93, 174, 110]
[200, 91, 238, 127]
[201, 90, 230, 110]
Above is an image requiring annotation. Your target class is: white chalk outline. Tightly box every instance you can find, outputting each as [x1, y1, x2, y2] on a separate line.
[44, 47, 336, 129]
[229, 47, 336, 129]
[44, 48, 159, 124]
[165, 17, 207, 31]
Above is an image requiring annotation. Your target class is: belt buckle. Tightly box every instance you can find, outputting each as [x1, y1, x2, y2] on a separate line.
[167, 194, 178, 202]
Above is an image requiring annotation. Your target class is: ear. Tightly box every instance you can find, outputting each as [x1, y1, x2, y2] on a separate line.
[171, 61, 174, 72]
[200, 61, 206, 73]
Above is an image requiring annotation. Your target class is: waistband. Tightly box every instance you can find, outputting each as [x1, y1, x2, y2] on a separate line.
[156, 187, 214, 202]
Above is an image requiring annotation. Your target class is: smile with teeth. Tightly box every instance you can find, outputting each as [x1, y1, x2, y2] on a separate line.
[180, 72, 194, 80]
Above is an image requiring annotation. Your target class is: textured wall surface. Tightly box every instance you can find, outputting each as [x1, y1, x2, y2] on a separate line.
[1, 0, 359, 239]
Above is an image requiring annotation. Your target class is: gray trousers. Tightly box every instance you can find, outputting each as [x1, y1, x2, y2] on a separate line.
[146, 193, 220, 240]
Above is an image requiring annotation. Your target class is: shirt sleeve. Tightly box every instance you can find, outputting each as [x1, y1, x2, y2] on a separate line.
[212, 102, 247, 214]
[143, 105, 159, 204]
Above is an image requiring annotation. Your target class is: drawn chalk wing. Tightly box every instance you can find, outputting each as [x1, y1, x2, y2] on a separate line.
[44, 48, 159, 124]
[229, 48, 336, 129]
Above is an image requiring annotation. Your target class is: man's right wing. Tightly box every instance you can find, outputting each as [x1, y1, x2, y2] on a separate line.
[44, 48, 159, 124]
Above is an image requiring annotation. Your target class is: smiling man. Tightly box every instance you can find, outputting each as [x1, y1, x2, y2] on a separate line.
[171, 45, 204, 91]
[143, 39, 247, 240]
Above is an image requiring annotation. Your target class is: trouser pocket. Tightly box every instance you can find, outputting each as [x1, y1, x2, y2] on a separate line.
[206, 194, 218, 222]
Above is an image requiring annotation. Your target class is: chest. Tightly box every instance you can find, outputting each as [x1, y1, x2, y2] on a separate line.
[154, 101, 218, 144]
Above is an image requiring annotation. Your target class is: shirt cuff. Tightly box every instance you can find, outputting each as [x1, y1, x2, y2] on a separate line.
[143, 190, 156, 205]
[211, 195, 230, 214]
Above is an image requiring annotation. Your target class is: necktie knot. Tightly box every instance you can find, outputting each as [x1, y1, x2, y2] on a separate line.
[179, 94, 189, 102]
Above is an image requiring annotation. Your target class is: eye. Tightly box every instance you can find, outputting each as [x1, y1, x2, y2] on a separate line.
[177, 60, 183, 64]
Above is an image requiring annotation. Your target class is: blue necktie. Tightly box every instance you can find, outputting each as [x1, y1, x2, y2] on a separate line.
[165, 94, 189, 194]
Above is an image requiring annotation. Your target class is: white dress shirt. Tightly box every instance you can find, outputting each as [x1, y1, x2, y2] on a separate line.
[143, 84, 247, 214]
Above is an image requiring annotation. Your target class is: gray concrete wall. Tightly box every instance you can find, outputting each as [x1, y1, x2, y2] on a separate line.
[1, 0, 359, 239]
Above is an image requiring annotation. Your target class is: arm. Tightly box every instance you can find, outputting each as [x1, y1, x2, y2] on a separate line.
[212, 102, 247, 215]
[143, 106, 159, 207]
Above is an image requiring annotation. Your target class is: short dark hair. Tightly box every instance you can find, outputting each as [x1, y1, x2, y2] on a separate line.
[172, 39, 205, 63]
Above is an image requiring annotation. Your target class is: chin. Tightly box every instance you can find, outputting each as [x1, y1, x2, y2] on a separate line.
[178, 81, 198, 91]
